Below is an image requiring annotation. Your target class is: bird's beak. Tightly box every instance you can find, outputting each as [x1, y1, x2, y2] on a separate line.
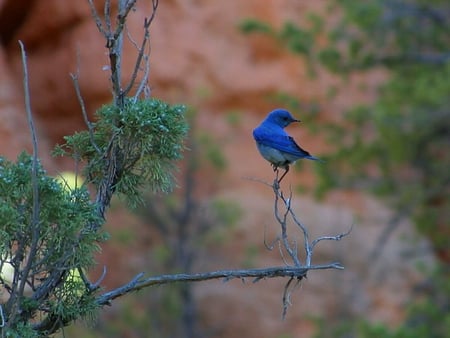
[294, 119, 301, 123]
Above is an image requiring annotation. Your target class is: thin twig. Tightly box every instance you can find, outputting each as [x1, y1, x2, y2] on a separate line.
[247, 174, 351, 317]
[310, 225, 354, 250]
[78, 266, 106, 292]
[70, 51, 101, 154]
[123, 20, 149, 97]
[282, 277, 303, 320]
[263, 222, 278, 251]
[123, 0, 159, 98]
[87, 0, 107, 36]
[273, 181, 302, 266]
[89, 0, 139, 106]
[104, 0, 112, 34]
[114, 0, 138, 41]
[132, 47, 151, 99]
[92, 265, 108, 289]
[278, 240, 291, 266]
[17, 40, 41, 305]
[242, 175, 273, 188]
[282, 277, 295, 320]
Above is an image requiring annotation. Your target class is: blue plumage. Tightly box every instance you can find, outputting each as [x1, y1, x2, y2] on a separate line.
[253, 109, 321, 182]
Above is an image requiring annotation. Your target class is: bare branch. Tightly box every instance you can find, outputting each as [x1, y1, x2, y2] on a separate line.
[79, 266, 106, 292]
[271, 180, 352, 269]
[95, 263, 343, 306]
[88, 0, 139, 106]
[263, 222, 279, 251]
[282, 277, 296, 320]
[70, 52, 101, 154]
[311, 225, 354, 250]
[115, 0, 138, 41]
[123, 0, 159, 99]
[273, 181, 302, 266]
[104, 0, 112, 34]
[87, 0, 107, 37]
[243, 174, 352, 317]
[17, 40, 41, 311]
[92, 265, 107, 289]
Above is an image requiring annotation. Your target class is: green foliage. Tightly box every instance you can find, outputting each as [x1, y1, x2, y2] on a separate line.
[313, 1, 450, 254]
[4, 322, 37, 338]
[201, 197, 242, 246]
[55, 98, 188, 205]
[211, 198, 242, 228]
[240, 17, 318, 57]
[225, 110, 243, 128]
[197, 132, 227, 171]
[240, 17, 317, 72]
[267, 91, 320, 126]
[241, 5, 449, 336]
[242, 244, 259, 268]
[0, 152, 104, 336]
[110, 227, 135, 245]
[325, 0, 450, 71]
[318, 47, 342, 72]
[279, 21, 315, 57]
[238, 18, 274, 35]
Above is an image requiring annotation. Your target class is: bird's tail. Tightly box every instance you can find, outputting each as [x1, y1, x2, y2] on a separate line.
[307, 155, 325, 163]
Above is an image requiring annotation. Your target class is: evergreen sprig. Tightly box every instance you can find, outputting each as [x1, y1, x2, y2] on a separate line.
[0, 152, 104, 336]
[54, 98, 188, 206]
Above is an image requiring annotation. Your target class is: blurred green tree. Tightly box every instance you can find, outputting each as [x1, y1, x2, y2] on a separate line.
[241, 0, 449, 336]
[241, 0, 450, 263]
[314, 0, 450, 264]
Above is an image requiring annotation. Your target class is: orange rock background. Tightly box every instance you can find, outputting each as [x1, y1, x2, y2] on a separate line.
[0, 1, 436, 337]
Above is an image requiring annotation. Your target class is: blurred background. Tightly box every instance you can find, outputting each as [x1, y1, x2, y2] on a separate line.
[0, 0, 448, 337]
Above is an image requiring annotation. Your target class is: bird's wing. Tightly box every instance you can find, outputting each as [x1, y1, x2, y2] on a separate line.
[253, 128, 317, 160]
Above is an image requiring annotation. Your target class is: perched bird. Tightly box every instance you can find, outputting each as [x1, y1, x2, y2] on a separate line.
[253, 109, 321, 183]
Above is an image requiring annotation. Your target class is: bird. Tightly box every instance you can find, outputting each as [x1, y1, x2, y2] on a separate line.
[253, 108, 321, 183]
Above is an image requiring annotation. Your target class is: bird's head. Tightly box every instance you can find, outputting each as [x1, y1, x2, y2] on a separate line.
[266, 109, 300, 128]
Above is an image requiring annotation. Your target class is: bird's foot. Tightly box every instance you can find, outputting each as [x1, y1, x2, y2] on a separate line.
[273, 178, 280, 190]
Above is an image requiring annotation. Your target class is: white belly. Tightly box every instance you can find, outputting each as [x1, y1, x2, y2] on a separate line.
[256, 143, 296, 167]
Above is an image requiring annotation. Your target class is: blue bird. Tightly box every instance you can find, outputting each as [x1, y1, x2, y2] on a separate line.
[253, 109, 321, 183]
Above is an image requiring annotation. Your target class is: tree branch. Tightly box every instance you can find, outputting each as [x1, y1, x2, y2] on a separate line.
[271, 178, 352, 268]
[123, 0, 159, 99]
[9, 41, 41, 326]
[70, 51, 101, 155]
[96, 263, 343, 307]
[95, 177, 350, 318]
